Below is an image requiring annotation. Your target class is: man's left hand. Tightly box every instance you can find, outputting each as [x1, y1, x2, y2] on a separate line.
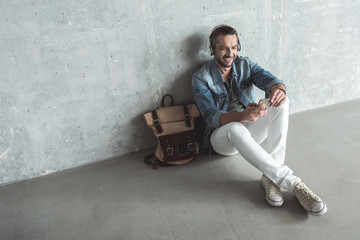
[270, 85, 286, 107]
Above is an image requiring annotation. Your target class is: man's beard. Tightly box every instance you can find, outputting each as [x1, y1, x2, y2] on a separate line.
[215, 55, 234, 68]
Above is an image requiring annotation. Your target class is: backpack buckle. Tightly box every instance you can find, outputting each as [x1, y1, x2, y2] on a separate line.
[187, 142, 194, 152]
[166, 147, 174, 156]
[151, 159, 159, 169]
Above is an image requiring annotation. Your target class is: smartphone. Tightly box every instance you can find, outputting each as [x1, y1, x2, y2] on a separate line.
[258, 98, 270, 109]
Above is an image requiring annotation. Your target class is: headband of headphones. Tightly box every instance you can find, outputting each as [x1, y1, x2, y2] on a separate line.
[208, 24, 241, 56]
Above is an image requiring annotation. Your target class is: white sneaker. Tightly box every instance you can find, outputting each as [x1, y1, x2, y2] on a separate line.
[293, 182, 327, 216]
[261, 175, 284, 207]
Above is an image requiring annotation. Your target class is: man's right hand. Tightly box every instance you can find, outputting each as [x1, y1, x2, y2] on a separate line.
[241, 103, 267, 122]
[220, 103, 267, 126]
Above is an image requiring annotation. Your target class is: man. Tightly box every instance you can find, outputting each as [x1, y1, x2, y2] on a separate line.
[192, 25, 327, 216]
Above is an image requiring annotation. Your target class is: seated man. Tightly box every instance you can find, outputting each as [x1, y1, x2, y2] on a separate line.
[192, 25, 327, 216]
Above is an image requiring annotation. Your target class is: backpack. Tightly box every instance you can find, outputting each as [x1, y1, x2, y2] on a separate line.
[143, 95, 200, 169]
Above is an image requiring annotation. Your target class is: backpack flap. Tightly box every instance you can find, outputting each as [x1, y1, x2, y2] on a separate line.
[143, 104, 200, 135]
[155, 130, 199, 165]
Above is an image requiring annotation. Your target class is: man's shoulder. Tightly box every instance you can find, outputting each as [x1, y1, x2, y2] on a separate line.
[193, 60, 213, 79]
[233, 56, 256, 74]
[234, 55, 252, 65]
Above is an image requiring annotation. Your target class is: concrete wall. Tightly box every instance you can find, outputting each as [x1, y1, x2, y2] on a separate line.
[1, 0, 359, 185]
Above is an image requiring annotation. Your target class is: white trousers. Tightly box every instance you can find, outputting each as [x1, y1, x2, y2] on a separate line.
[210, 99, 301, 191]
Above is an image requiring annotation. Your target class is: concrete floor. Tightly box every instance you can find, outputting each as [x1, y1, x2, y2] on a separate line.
[1, 99, 360, 240]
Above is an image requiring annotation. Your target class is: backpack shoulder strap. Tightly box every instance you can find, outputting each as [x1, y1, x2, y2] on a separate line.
[183, 105, 191, 127]
[144, 153, 175, 169]
[151, 110, 163, 133]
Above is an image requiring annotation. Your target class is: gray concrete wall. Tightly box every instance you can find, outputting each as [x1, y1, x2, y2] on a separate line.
[1, 0, 359, 185]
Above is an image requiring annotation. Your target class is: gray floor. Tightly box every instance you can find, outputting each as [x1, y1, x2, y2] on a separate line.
[1, 99, 360, 240]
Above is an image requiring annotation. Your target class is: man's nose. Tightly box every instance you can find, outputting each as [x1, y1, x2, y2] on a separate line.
[225, 48, 232, 56]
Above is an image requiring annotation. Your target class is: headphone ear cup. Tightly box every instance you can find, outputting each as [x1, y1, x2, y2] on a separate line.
[207, 38, 214, 56]
[237, 40, 241, 52]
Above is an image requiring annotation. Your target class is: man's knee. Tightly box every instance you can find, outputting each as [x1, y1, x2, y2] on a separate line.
[270, 97, 289, 113]
[279, 97, 290, 108]
[226, 122, 251, 140]
[284, 97, 290, 106]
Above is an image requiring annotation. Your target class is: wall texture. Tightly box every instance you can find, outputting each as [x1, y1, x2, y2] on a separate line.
[1, 0, 360, 185]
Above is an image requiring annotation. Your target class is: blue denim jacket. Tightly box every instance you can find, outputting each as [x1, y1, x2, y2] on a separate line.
[192, 56, 285, 156]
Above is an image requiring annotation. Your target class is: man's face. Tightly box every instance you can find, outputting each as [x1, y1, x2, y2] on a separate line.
[213, 34, 238, 68]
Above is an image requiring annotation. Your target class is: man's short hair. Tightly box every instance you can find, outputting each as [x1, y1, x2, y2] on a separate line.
[209, 25, 240, 53]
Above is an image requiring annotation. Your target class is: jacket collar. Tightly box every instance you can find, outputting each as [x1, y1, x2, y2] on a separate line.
[210, 56, 240, 85]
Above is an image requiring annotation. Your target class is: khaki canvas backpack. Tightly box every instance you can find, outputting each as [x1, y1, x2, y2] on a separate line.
[143, 95, 200, 168]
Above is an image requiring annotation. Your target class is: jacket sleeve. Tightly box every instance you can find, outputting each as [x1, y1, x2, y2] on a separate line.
[247, 58, 286, 96]
[192, 72, 226, 129]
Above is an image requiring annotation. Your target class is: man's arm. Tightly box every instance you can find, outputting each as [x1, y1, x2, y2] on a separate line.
[192, 72, 267, 127]
[246, 58, 286, 99]
[245, 58, 287, 107]
[270, 83, 287, 107]
[192, 73, 226, 128]
[220, 103, 267, 126]
[220, 83, 286, 126]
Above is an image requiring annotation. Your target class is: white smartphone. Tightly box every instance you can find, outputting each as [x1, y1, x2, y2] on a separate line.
[258, 98, 270, 109]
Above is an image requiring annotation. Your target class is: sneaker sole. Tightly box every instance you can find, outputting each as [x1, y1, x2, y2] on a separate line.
[308, 202, 328, 216]
[260, 181, 284, 207]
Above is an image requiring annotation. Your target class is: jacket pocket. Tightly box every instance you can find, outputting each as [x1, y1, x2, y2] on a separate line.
[212, 93, 227, 110]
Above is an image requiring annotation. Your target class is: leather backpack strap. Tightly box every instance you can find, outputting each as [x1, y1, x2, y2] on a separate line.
[144, 153, 159, 169]
[161, 94, 174, 107]
[151, 110, 163, 134]
[144, 153, 156, 164]
[183, 105, 191, 127]
[144, 153, 175, 169]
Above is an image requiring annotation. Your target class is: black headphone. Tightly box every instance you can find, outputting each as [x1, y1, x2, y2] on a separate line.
[208, 24, 241, 56]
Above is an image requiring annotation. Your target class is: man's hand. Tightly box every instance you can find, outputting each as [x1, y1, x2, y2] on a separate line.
[220, 103, 267, 125]
[241, 103, 267, 122]
[270, 84, 287, 107]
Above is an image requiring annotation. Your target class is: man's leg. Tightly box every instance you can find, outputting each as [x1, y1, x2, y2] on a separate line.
[245, 99, 290, 206]
[210, 100, 300, 190]
[211, 121, 300, 191]
[210, 100, 327, 215]
[246, 99, 289, 165]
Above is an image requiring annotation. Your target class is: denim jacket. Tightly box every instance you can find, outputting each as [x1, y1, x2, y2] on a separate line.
[192, 56, 285, 156]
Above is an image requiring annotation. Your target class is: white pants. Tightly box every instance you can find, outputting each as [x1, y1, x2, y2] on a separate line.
[210, 99, 301, 191]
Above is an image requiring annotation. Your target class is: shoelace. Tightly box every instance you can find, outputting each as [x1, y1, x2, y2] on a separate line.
[295, 183, 321, 205]
[265, 178, 281, 196]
